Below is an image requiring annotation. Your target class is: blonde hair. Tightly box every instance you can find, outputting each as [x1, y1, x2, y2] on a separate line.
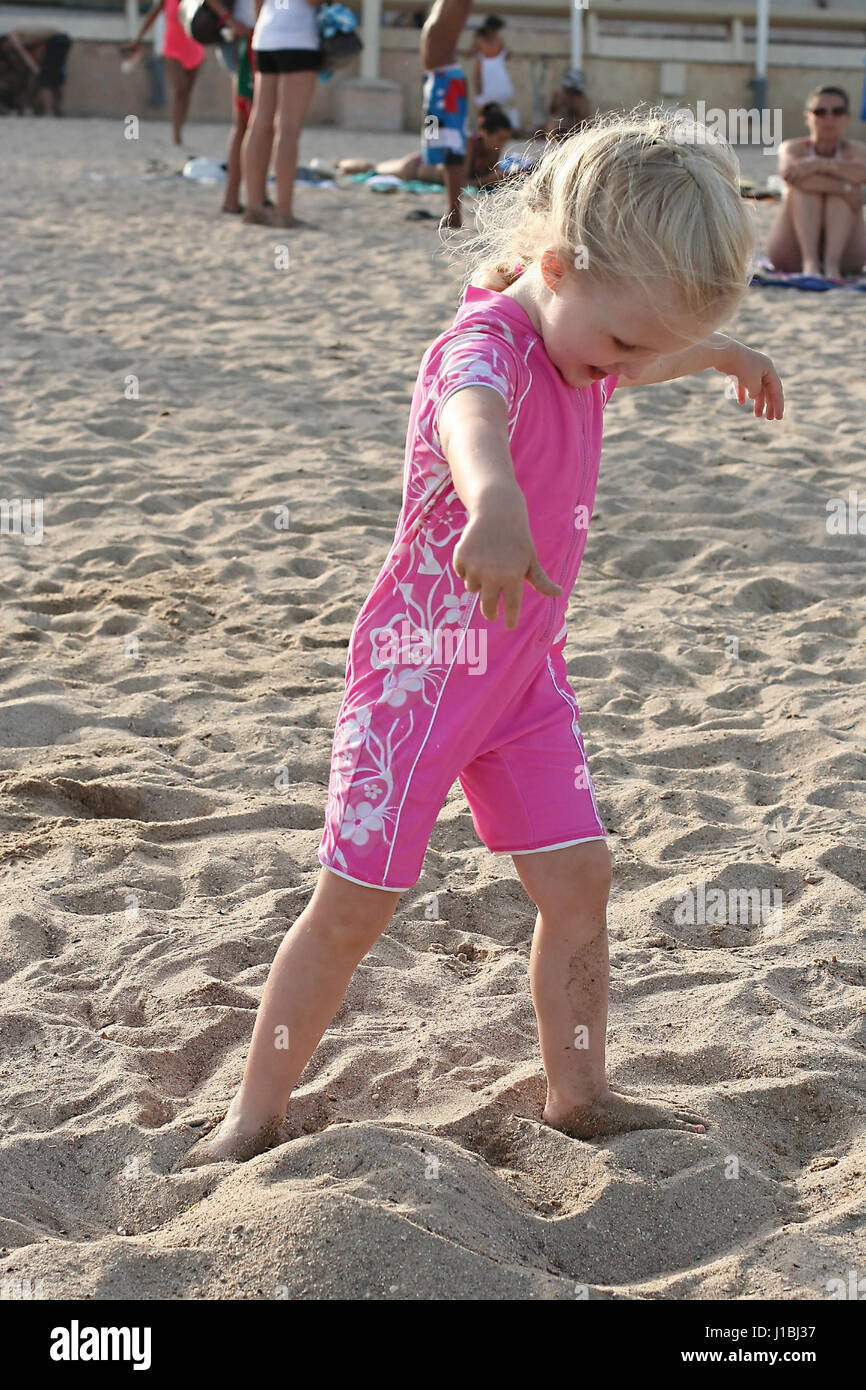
[462, 109, 756, 322]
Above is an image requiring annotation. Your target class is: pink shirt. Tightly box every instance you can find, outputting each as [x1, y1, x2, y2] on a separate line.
[392, 284, 617, 651]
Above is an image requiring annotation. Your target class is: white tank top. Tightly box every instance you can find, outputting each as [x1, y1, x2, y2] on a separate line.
[253, 0, 320, 52]
[477, 49, 514, 106]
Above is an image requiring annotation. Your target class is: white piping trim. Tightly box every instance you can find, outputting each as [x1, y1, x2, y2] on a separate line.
[319, 859, 411, 893]
[544, 653, 605, 833]
[501, 834, 608, 856]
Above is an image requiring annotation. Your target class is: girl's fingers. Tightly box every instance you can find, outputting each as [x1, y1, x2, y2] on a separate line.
[479, 580, 503, 623]
[527, 558, 562, 598]
[502, 579, 523, 629]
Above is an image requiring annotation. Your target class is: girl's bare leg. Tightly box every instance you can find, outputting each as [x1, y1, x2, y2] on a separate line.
[164, 58, 185, 146]
[271, 69, 318, 225]
[823, 193, 866, 278]
[223, 101, 247, 212]
[176, 65, 199, 146]
[442, 160, 465, 227]
[181, 869, 400, 1165]
[514, 841, 707, 1138]
[241, 72, 277, 220]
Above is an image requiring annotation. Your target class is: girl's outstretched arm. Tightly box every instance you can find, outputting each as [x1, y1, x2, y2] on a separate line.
[126, 0, 166, 49]
[616, 333, 784, 420]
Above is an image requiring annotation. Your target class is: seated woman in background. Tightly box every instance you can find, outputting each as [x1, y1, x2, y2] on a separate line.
[335, 102, 513, 189]
[767, 85, 866, 281]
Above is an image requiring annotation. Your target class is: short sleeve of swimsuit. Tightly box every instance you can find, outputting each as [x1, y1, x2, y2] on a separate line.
[423, 326, 526, 445]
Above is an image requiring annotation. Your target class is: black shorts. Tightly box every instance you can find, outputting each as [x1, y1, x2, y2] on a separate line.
[39, 33, 71, 89]
[254, 48, 323, 75]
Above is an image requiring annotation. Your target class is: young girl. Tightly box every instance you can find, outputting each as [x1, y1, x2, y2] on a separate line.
[184, 112, 784, 1167]
[125, 0, 205, 148]
[473, 16, 518, 132]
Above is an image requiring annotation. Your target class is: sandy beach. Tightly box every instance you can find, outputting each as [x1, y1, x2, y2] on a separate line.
[0, 116, 864, 1301]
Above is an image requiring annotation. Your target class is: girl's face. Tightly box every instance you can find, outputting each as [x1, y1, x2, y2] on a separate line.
[481, 128, 510, 161]
[512, 253, 721, 389]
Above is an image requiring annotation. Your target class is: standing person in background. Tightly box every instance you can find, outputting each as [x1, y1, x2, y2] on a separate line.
[0, 28, 41, 112]
[420, 0, 473, 230]
[124, 0, 205, 149]
[208, 0, 258, 214]
[34, 31, 71, 115]
[472, 15, 518, 133]
[242, 0, 323, 228]
[1, 27, 71, 115]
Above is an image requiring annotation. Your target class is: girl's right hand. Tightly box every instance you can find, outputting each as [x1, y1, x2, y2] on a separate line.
[453, 490, 561, 630]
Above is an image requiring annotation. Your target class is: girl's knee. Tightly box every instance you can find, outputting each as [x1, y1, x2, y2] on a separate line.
[309, 868, 400, 949]
[520, 840, 611, 917]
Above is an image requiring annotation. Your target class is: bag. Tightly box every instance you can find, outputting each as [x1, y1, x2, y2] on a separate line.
[316, 4, 362, 69]
[178, 0, 235, 46]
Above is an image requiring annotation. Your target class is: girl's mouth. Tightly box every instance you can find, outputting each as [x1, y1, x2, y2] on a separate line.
[585, 365, 606, 381]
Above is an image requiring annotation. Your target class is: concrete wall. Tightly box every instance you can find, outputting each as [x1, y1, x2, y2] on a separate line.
[32, 31, 866, 143]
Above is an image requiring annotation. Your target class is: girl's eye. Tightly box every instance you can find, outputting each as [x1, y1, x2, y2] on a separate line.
[613, 338, 637, 352]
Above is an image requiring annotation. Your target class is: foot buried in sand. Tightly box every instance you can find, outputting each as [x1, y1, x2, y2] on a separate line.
[242, 205, 273, 226]
[543, 1086, 708, 1140]
[270, 213, 317, 230]
[178, 1112, 283, 1168]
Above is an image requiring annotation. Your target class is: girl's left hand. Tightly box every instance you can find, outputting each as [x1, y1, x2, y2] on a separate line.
[726, 347, 784, 420]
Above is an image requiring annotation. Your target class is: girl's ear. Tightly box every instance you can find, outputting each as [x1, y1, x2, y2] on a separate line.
[539, 249, 566, 293]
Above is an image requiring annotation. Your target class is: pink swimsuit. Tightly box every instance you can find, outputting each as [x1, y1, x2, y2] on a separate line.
[162, 0, 205, 70]
[318, 286, 617, 891]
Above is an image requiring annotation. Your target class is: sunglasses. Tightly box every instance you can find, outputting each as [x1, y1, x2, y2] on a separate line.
[808, 106, 847, 116]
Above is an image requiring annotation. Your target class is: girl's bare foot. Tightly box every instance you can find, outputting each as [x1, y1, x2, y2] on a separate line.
[176, 1108, 283, 1169]
[543, 1085, 708, 1139]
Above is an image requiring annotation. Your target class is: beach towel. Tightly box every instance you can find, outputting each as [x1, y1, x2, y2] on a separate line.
[341, 171, 441, 195]
[750, 257, 866, 292]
